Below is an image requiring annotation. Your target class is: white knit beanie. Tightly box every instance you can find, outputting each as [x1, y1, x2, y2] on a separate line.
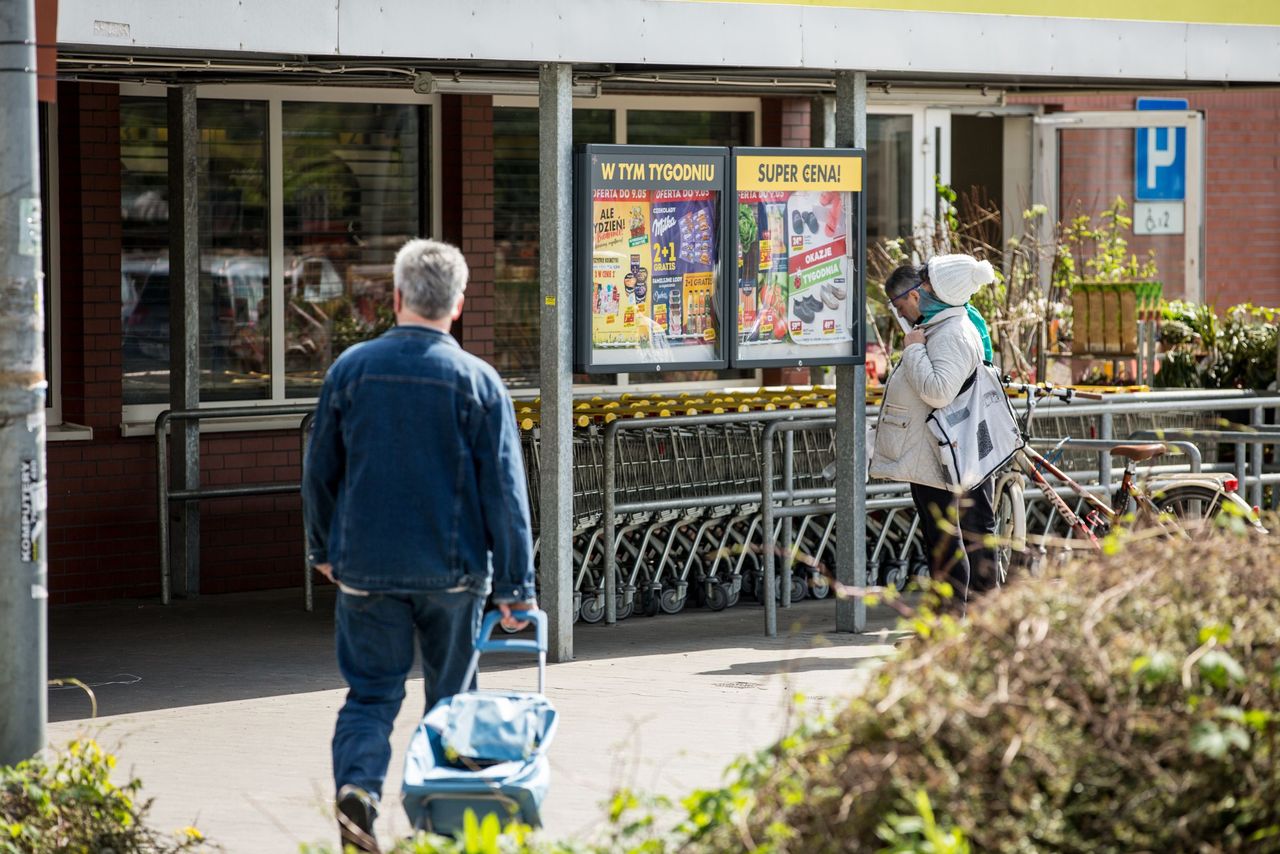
[927, 254, 995, 306]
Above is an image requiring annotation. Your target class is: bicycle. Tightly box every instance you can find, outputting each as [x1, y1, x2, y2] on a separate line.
[991, 381, 1261, 582]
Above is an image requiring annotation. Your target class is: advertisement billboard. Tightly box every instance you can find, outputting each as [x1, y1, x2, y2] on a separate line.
[729, 148, 865, 368]
[575, 145, 730, 374]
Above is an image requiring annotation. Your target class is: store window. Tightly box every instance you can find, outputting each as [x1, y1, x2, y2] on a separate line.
[493, 108, 613, 387]
[865, 114, 914, 245]
[120, 94, 425, 410]
[120, 97, 270, 404]
[282, 102, 422, 397]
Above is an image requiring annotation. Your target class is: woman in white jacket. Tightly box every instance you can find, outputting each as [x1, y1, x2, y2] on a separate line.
[869, 259, 997, 601]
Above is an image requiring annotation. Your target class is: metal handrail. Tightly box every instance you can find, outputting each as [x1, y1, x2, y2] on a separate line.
[155, 405, 315, 606]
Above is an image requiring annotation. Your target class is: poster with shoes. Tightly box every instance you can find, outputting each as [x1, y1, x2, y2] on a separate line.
[731, 148, 865, 368]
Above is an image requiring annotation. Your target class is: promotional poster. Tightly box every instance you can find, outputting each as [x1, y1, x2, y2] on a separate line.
[579, 147, 727, 371]
[733, 151, 864, 367]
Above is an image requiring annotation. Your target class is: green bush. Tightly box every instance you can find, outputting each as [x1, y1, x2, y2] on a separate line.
[0, 739, 207, 853]
[678, 531, 1280, 853]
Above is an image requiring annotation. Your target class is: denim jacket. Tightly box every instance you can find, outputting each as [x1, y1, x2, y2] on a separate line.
[302, 325, 536, 603]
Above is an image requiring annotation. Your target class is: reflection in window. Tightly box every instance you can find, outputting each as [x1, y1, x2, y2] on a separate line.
[493, 108, 613, 387]
[866, 115, 913, 246]
[199, 100, 270, 402]
[120, 98, 271, 404]
[626, 110, 754, 148]
[282, 102, 422, 398]
[120, 97, 426, 406]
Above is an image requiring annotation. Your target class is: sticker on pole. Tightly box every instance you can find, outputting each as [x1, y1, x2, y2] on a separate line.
[19, 198, 42, 257]
[20, 460, 46, 563]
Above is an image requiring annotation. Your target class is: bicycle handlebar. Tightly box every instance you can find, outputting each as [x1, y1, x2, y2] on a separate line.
[1002, 381, 1105, 402]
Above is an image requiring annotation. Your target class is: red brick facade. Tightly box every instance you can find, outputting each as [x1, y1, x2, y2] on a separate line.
[1011, 90, 1280, 307]
[441, 95, 497, 362]
[48, 82, 304, 603]
[46, 85, 502, 604]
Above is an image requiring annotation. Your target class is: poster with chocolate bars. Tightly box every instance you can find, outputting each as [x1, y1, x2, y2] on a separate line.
[730, 148, 866, 368]
[575, 145, 730, 373]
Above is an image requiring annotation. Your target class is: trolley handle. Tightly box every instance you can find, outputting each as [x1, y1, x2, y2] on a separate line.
[462, 609, 548, 695]
[476, 609, 547, 655]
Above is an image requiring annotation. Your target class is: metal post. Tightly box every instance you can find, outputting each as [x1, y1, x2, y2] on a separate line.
[761, 423, 778, 637]
[1250, 406, 1265, 510]
[1098, 411, 1113, 495]
[834, 70, 867, 633]
[781, 430, 794, 608]
[538, 63, 575, 659]
[0, 0, 47, 764]
[603, 423, 618, 625]
[156, 414, 171, 603]
[168, 86, 201, 598]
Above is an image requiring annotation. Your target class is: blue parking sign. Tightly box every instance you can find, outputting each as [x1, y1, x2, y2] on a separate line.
[1135, 97, 1187, 201]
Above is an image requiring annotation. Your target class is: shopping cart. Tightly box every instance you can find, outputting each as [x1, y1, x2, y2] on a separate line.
[401, 610, 557, 836]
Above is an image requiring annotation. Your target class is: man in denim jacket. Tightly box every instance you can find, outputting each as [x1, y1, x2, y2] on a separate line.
[303, 239, 535, 853]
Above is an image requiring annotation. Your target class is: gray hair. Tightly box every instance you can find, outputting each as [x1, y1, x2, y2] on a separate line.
[393, 239, 469, 319]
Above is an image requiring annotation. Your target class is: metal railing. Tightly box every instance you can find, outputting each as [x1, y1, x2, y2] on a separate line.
[155, 405, 314, 607]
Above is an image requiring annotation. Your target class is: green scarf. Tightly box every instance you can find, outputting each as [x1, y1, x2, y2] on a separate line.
[920, 296, 994, 362]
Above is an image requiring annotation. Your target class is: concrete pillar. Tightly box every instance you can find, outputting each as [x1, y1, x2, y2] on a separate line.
[834, 71, 868, 633]
[167, 85, 200, 598]
[538, 64, 574, 662]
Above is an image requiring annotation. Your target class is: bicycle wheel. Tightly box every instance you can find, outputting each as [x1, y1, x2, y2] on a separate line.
[992, 481, 1021, 586]
[1146, 484, 1225, 538]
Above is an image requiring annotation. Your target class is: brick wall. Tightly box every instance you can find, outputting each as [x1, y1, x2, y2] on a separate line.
[761, 97, 812, 148]
[1010, 90, 1280, 307]
[441, 94, 496, 362]
[47, 82, 305, 603]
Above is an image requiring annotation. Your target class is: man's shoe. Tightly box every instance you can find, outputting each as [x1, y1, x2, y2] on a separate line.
[336, 785, 380, 853]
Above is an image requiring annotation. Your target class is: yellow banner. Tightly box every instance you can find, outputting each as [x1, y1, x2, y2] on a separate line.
[674, 0, 1280, 27]
[736, 155, 862, 192]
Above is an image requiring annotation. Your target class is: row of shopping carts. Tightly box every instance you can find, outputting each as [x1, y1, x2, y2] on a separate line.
[516, 387, 927, 623]
[512, 383, 1226, 624]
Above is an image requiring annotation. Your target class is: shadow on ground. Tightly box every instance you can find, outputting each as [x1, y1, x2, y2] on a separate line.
[49, 583, 903, 721]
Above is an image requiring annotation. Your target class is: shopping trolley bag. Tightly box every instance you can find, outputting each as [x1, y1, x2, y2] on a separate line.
[402, 609, 557, 836]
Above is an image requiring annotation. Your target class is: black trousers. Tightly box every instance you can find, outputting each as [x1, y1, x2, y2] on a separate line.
[910, 479, 998, 600]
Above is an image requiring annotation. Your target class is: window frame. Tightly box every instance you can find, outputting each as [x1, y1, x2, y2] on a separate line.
[40, 102, 64, 427]
[118, 83, 440, 431]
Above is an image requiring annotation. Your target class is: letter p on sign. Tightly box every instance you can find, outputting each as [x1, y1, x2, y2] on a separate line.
[1135, 97, 1188, 202]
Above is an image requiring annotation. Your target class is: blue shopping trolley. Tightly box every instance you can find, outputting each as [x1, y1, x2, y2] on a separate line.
[401, 609, 557, 836]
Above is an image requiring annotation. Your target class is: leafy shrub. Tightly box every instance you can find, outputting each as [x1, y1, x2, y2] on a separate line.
[678, 531, 1280, 853]
[0, 739, 207, 853]
[1157, 301, 1278, 390]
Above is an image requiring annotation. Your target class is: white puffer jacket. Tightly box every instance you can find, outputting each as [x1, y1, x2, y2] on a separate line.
[869, 306, 983, 489]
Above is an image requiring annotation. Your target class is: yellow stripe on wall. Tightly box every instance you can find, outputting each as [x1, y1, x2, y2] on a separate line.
[673, 0, 1280, 28]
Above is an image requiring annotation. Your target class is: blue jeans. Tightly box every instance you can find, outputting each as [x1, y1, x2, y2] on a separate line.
[331, 588, 486, 801]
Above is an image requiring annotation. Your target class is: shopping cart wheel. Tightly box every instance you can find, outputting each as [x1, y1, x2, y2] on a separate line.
[726, 576, 742, 608]
[789, 574, 808, 603]
[810, 572, 831, 599]
[658, 586, 686, 615]
[882, 558, 909, 591]
[705, 581, 730, 611]
[616, 593, 634, 621]
[639, 587, 661, 618]
[579, 593, 605, 624]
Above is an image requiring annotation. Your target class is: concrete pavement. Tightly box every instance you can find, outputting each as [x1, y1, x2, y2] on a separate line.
[46, 588, 903, 852]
